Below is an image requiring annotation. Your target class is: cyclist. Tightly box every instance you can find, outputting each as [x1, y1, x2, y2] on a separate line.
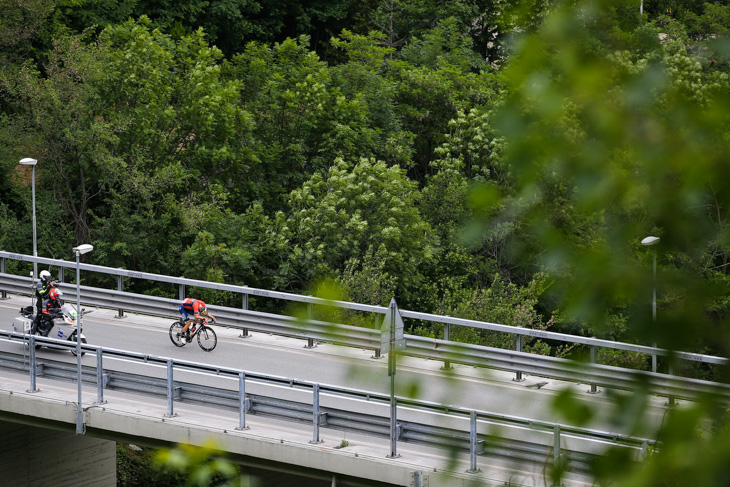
[179, 298, 216, 342]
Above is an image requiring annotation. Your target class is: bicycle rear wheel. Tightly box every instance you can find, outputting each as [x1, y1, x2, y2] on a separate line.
[169, 321, 186, 347]
[197, 326, 217, 352]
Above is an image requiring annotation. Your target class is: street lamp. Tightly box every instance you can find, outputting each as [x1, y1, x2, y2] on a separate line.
[18, 158, 38, 278]
[73, 243, 93, 435]
[641, 236, 659, 372]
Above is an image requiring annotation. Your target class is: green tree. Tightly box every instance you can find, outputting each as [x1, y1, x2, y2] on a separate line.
[279, 157, 437, 299]
[5, 34, 114, 250]
[388, 25, 500, 180]
[99, 18, 254, 192]
[1, 18, 257, 275]
[329, 30, 415, 167]
[430, 272, 552, 349]
[155, 441, 242, 487]
[0, 0, 54, 68]
[87, 19, 255, 273]
[180, 203, 291, 291]
[229, 36, 390, 211]
[483, 0, 730, 483]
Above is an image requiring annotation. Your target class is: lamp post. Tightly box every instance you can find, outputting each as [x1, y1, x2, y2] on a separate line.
[18, 158, 38, 278]
[641, 236, 659, 372]
[73, 244, 93, 435]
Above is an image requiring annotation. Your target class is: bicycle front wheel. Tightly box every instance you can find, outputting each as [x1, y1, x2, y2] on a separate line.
[169, 321, 186, 347]
[197, 326, 217, 352]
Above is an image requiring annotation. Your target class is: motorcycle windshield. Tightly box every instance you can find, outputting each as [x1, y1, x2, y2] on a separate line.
[61, 303, 77, 321]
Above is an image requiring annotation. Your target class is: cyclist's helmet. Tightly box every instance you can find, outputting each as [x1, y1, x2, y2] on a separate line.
[199, 304, 209, 316]
[39, 270, 51, 282]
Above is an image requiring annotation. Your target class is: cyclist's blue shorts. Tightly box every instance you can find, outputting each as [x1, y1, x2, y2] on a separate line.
[179, 305, 192, 321]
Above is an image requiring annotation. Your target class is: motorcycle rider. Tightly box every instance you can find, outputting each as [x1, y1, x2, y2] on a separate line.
[43, 287, 63, 316]
[179, 298, 216, 343]
[35, 287, 64, 336]
[32, 270, 54, 334]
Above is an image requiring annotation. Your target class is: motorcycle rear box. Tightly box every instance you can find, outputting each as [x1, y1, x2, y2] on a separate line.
[13, 317, 32, 333]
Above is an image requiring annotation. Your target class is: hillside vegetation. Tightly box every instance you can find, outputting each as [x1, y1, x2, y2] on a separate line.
[4, 1, 730, 483]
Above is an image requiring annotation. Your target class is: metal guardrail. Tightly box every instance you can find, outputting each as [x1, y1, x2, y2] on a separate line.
[0, 251, 382, 313]
[0, 330, 653, 474]
[2, 251, 727, 363]
[1, 252, 729, 402]
[405, 337, 730, 401]
[2, 272, 730, 402]
[0, 273, 381, 350]
[0, 251, 729, 368]
[400, 309, 728, 366]
[2, 274, 730, 402]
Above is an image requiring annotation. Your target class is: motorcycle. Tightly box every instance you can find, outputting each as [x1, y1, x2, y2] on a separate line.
[14, 287, 87, 356]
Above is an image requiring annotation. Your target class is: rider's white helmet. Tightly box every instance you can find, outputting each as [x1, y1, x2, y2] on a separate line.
[39, 270, 51, 281]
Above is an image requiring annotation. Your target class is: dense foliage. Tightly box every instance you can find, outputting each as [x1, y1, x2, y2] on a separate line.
[118, 442, 241, 487]
[5, 0, 730, 484]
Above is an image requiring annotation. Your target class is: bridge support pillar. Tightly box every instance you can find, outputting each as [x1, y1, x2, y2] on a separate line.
[0, 420, 116, 486]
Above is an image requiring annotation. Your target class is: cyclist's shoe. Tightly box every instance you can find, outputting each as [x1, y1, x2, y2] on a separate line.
[185, 332, 192, 343]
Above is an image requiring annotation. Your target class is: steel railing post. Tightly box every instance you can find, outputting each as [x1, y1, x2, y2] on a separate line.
[640, 440, 648, 462]
[240, 292, 250, 338]
[236, 372, 250, 430]
[412, 470, 422, 487]
[513, 334, 525, 382]
[310, 383, 324, 444]
[27, 336, 39, 392]
[0, 257, 6, 299]
[164, 359, 176, 417]
[386, 309, 400, 459]
[553, 425, 561, 463]
[588, 345, 600, 394]
[442, 323, 451, 370]
[468, 410, 480, 472]
[372, 314, 382, 359]
[95, 348, 107, 404]
[116, 275, 125, 319]
[59, 266, 65, 283]
[387, 381, 399, 458]
[305, 303, 316, 349]
[178, 283, 185, 302]
[668, 363, 675, 407]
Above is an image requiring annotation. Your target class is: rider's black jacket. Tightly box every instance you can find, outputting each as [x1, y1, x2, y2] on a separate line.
[35, 280, 53, 311]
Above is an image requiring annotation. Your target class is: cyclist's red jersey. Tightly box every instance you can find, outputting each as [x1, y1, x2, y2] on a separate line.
[181, 298, 206, 314]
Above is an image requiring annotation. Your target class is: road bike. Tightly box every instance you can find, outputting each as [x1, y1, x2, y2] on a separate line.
[169, 319, 217, 351]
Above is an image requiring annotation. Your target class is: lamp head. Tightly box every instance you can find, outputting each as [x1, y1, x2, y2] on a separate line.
[641, 236, 660, 246]
[73, 244, 94, 255]
[19, 158, 38, 166]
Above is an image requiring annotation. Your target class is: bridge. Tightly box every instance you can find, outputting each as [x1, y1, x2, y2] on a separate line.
[0, 251, 728, 486]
